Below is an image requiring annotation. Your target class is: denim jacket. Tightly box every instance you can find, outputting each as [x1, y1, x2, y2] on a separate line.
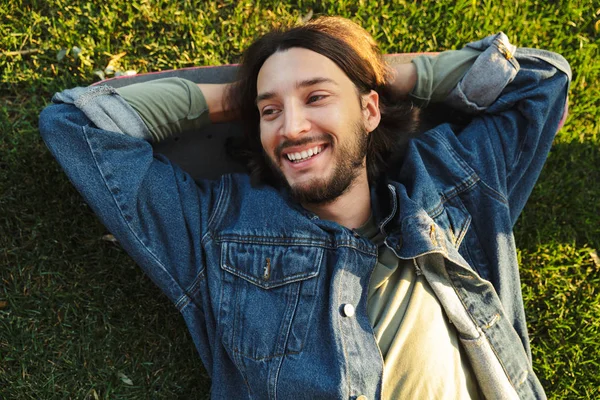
[39, 33, 570, 399]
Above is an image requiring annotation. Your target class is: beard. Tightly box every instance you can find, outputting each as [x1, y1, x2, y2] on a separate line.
[265, 122, 368, 205]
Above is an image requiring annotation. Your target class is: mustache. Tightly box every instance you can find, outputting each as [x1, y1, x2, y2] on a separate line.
[275, 135, 333, 158]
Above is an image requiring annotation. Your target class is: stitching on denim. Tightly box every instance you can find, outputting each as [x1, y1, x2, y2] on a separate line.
[454, 213, 471, 249]
[445, 258, 520, 391]
[222, 262, 319, 289]
[445, 199, 472, 249]
[232, 348, 300, 361]
[206, 174, 228, 231]
[477, 178, 509, 204]
[183, 268, 207, 302]
[270, 281, 301, 399]
[433, 128, 509, 205]
[175, 296, 190, 311]
[82, 125, 185, 299]
[214, 235, 377, 256]
[493, 97, 528, 184]
[429, 129, 481, 190]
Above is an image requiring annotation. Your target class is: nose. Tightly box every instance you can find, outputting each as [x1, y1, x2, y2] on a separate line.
[281, 100, 311, 140]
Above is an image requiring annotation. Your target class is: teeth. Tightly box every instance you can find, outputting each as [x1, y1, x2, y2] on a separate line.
[286, 146, 322, 162]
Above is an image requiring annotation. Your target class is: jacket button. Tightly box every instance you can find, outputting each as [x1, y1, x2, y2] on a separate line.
[356, 396, 368, 400]
[342, 303, 355, 317]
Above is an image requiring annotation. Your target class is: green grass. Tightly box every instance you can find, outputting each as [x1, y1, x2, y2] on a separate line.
[1, 0, 599, 398]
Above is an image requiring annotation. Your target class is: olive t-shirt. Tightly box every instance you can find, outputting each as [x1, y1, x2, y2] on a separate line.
[356, 216, 481, 399]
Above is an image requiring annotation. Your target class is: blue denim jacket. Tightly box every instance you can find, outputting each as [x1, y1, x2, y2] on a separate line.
[39, 34, 570, 399]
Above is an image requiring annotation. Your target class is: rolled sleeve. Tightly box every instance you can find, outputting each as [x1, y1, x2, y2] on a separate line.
[445, 32, 520, 113]
[52, 85, 152, 140]
[410, 47, 480, 108]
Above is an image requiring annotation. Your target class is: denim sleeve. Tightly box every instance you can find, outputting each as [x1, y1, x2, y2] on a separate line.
[433, 33, 571, 225]
[51, 85, 152, 140]
[38, 103, 222, 304]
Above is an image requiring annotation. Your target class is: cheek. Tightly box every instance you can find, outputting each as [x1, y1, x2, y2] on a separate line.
[259, 125, 275, 155]
[313, 105, 353, 130]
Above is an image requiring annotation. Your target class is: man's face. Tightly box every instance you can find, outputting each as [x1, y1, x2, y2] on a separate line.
[256, 47, 371, 204]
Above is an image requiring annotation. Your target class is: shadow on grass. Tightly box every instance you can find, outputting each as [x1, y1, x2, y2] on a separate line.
[1, 132, 211, 398]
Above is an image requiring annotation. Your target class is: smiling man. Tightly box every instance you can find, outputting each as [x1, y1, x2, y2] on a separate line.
[40, 16, 570, 399]
[257, 47, 377, 223]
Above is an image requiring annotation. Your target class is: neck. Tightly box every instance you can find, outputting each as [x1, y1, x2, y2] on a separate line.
[302, 171, 371, 230]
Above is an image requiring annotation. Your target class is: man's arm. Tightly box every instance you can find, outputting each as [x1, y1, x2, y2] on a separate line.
[196, 83, 235, 123]
[403, 33, 571, 225]
[388, 47, 481, 106]
[38, 90, 223, 305]
[114, 78, 235, 141]
[388, 62, 418, 97]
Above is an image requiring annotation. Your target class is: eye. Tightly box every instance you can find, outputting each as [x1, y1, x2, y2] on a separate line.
[261, 107, 281, 119]
[307, 94, 327, 104]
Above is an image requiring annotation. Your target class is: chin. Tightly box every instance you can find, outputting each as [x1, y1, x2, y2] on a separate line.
[288, 176, 352, 205]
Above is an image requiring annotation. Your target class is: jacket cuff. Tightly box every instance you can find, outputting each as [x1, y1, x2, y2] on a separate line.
[446, 32, 520, 113]
[51, 85, 152, 140]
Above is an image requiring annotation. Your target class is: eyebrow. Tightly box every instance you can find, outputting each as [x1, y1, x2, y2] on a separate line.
[255, 77, 338, 104]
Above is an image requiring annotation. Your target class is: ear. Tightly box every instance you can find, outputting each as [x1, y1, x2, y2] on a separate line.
[361, 90, 381, 134]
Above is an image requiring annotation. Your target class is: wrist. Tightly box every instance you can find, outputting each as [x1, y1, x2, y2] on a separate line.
[388, 62, 417, 97]
[197, 83, 235, 123]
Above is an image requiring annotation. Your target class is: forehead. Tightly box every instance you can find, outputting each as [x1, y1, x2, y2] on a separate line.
[256, 47, 353, 94]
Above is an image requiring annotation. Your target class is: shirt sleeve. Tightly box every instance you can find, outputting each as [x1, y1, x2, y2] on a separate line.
[116, 77, 211, 142]
[50, 77, 212, 143]
[410, 47, 481, 108]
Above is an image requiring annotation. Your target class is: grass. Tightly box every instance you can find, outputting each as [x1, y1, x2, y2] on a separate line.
[1, 0, 599, 398]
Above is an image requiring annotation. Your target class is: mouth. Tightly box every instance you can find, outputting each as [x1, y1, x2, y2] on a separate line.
[284, 145, 325, 164]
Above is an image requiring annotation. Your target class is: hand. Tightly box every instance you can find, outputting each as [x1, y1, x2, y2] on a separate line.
[197, 83, 235, 123]
[388, 62, 417, 98]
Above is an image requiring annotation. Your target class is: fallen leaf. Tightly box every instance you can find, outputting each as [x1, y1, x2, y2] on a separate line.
[0, 301, 7, 310]
[85, 388, 100, 400]
[57, 48, 67, 61]
[101, 234, 118, 243]
[118, 372, 134, 386]
[93, 70, 105, 80]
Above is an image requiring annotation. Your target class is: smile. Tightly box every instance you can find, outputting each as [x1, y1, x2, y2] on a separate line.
[285, 145, 323, 163]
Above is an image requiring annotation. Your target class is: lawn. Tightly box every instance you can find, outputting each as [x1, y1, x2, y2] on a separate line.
[1, 0, 599, 398]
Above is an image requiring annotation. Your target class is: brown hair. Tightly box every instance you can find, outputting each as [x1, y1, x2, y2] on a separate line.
[226, 16, 418, 185]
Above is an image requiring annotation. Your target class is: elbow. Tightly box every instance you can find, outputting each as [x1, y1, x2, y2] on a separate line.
[39, 103, 89, 140]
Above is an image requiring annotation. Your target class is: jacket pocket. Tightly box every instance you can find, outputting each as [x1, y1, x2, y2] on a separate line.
[218, 240, 322, 361]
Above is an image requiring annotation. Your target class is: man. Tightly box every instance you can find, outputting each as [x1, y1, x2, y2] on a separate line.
[40, 16, 570, 399]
